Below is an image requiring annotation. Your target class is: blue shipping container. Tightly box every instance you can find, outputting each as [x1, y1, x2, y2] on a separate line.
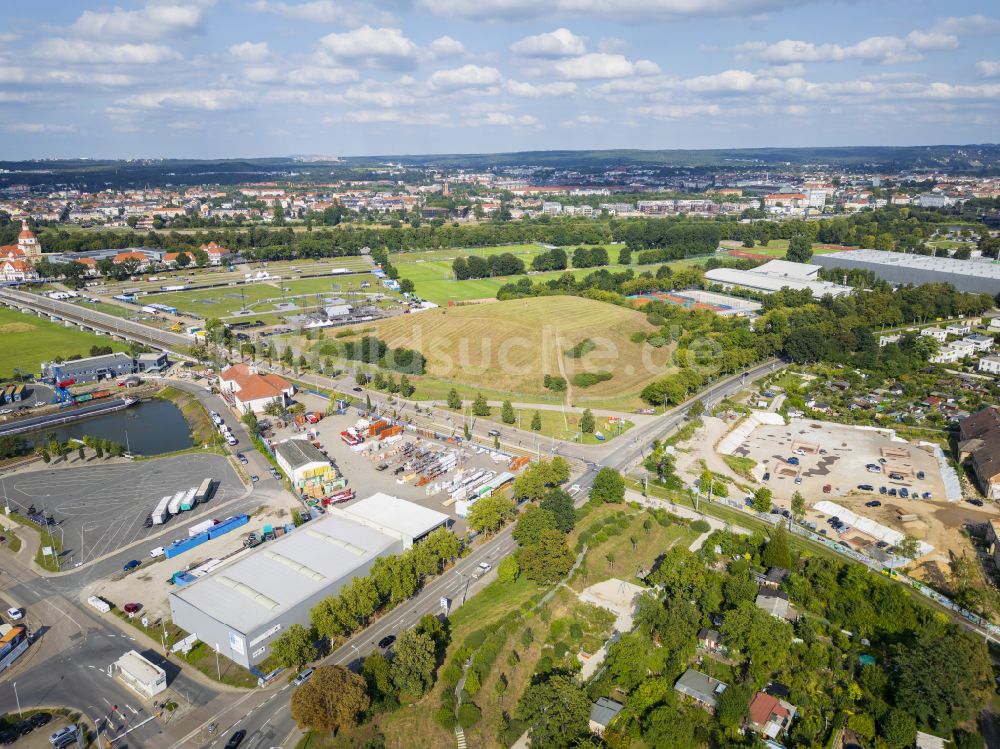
[172, 571, 197, 587]
[164, 532, 209, 559]
[207, 514, 249, 539]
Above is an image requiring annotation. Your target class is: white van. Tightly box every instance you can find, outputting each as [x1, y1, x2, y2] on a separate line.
[149, 546, 166, 558]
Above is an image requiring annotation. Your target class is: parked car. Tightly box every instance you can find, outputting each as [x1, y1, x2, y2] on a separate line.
[0, 729, 15, 744]
[879, 486, 887, 494]
[487, 429, 501, 438]
[29, 713, 51, 728]
[270, 468, 281, 479]
[352, 386, 363, 392]
[123, 559, 140, 572]
[6, 607, 23, 621]
[968, 498, 984, 507]
[786, 457, 799, 465]
[922, 492, 932, 500]
[865, 500, 882, 508]
[822, 484, 831, 493]
[378, 635, 396, 649]
[762, 472, 770, 481]
[225, 730, 246, 749]
[375, 463, 388, 472]
[123, 602, 141, 614]
[250, 475, 259, 483]
[888, 488, 897, 497]
[900, 488, 909, 498]
[857, 484, 874, 491]
[794, 477, 802, 485]
[13, 720, 32, 736]
[293, 668, 314, 686]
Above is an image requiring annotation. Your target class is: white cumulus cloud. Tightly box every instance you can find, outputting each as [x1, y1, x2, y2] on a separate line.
[553, 53, 660, 80]
[71, 4, 204, 40]
[429, 36, 466, 57]
[511, 28, 586, 58]
[933, 15, 1000, 35]
[429, 64, 502, 91]
[975, 61, 1000, 78]
[737, 30, 958, 65]
[35, 39, 180, 65]
[4, 123, 76, 134]
[121, 88, 250, 111]
[230, 42, 270, 63]
[320, 26, 418, 68]
[421, 0, 816, 21]
[506, 80, 577, 97]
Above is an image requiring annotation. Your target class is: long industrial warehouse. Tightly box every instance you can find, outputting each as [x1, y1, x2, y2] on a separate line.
[813, 249, 1000, 294]
[169, 495, 448, 668]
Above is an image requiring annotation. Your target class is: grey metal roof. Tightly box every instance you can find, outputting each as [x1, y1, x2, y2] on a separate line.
[169, 514, 401, 633]
[674, 668, 727, 708]
[589, 697, 624, 727]
[275, 439, 329, 470]
[704, 267, 852, 298]
[331, 492, 448, 543]
[814, 249, 1000, 294]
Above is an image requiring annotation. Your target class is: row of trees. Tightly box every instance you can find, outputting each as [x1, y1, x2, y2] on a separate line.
[452, 253, 525, 280]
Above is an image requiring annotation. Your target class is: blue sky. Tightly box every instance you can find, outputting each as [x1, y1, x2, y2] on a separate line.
[1, 0, 999, 159]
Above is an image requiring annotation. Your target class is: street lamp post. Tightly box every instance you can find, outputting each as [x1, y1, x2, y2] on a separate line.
[12, 681, 21, 718]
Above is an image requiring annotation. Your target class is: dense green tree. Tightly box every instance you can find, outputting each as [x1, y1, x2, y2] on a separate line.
[467, 494, 515, 535]
[501, 400, 516, 424]
[580, 408, 595, 434]
[447, 388, 462, 410]
[761, 525, 793, 569]
[472, 392, 490, 416]
[786, 234, 813, 263]
[891, 624, 991, 732]
[290, 665, 369, 733]
[720, 601, 793, 682]
[880, 708, 917, 749]
[539, 489, 576, 533]
[361, 652, 395, 705]
[517, 529, 575, 583]
[389, 630, 437, 697]
[530, 410, 542, 431]
[591, 467, 625, 503]
[518, 674, 591, 749]
[752, 487, 772, 514]
[512, 505, 557, 547]
[271, 624, 317, 671]
[497, 556, 520, 583]
[643, 705, 695, 749]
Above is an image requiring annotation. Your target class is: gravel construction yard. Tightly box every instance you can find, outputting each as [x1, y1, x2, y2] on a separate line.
[732, 420, 947, 505]
[265, 393, 521, 534]
[0, 453, 244, 566]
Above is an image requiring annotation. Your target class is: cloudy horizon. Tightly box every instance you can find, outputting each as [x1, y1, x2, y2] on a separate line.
[1, 0, 999, 159]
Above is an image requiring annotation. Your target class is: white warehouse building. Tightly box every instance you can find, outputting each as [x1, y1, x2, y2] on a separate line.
[704, 259, 852, 300]
[169, 496, 449, 668]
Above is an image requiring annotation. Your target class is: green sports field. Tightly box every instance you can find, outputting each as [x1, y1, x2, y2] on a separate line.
[0, 306, 130, 378]
[142, 273, 382, 320]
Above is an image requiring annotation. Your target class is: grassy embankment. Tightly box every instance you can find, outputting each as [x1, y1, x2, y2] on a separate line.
[0, 306, 130, 378]
[153, 385, 226, 456]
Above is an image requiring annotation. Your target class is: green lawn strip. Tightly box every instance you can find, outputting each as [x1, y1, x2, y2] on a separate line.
[0, 523, 21, 553]
[472, 406, 634, 444]
[0, 306, 131, 378]
[110, 606, 259, 688]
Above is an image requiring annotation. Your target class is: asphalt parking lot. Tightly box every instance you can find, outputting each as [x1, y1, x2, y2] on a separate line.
[732, 419, 947, 506]
[0, 453, 245, 566]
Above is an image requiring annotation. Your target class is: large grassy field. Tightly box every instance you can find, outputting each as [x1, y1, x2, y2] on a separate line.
[718, 239, 853, 258]
[394, 243, 628, 305]
[361, 296, 676, 399]
[0, 306, 130, 378]
[142, 272, 381, 320]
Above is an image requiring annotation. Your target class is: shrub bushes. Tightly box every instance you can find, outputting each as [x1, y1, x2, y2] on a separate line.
[457, 702, 482, 729]
[572, 371, 613, 388]
[565, 339, 597, 358]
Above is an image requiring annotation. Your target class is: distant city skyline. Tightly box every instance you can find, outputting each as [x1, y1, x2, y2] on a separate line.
[2, 0, 999, 159]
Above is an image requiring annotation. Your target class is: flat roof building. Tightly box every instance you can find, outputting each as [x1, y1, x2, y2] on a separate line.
[169, 513, 404, 668]
[41, 352, 135, 384]
[813, 249, 1000, 294]
[114, 650, 167, 699]
[704, 259, 852, 299]
[330, 492, 449, 549]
